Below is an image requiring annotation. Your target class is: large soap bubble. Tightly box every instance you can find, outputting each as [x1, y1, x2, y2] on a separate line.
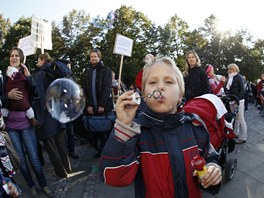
[46, 78, 85, 123]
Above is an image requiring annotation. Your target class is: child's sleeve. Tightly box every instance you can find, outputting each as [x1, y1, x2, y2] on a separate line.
[99, 121, 141, 187]
[201, 134, 222, 194]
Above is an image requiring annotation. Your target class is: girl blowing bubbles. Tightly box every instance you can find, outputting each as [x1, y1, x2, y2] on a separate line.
[100, 57, 222, 198]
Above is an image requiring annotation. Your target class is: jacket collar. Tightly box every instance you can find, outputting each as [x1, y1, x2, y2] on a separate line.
[90, 61, 103, 70]
[135, 106, 185, 129]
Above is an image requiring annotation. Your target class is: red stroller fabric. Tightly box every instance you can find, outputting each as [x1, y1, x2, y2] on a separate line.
[183, 95, 236, 150]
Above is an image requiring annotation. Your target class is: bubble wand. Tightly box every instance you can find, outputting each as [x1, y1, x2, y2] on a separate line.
[131, 90, 162, 105]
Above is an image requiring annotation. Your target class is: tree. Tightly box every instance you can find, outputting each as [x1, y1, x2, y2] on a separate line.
[0, 17, 31, 70]
[0, 14, 11, 69]
[1, 8, 264, 85]
[159, 15, 189, 60]
[97, 5, 157, 86]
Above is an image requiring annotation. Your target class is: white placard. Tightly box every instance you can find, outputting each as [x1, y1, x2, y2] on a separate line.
[18, 35, 36, 56]
[113, 34, 133, 57]
[31, 16, 52, 50]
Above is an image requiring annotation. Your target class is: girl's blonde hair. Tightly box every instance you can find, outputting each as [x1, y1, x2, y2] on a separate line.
[183, 50, 201, 77]
[227, 63, 240, 73]
[142, 57, 185, 98]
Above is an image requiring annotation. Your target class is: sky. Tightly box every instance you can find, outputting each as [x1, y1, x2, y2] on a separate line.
[0, 0, 263, 40]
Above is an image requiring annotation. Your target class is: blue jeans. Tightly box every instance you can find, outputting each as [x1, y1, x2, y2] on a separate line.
[6, 127, 47, 188]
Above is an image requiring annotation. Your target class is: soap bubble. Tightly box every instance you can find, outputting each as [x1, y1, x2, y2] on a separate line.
[46, 78, 85, 123]
[92, 10, 115, 29]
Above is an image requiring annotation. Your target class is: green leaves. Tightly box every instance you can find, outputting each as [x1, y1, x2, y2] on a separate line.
[0, 7, 263, 84]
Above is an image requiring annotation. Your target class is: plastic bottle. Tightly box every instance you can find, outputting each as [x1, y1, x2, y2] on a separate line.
[191, 156, 207, 179]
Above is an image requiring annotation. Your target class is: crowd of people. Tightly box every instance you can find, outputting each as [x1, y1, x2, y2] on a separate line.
[0, 46, 263, 197]
[100, 50, 264, 197]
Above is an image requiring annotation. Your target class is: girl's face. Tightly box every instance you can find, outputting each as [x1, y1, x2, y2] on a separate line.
[208, 69, 214, 77]
[187, 53, 197, 68]
[143, 63, 181, 114]
[227, 67, 235, 74]
[9, 50, 21, 67]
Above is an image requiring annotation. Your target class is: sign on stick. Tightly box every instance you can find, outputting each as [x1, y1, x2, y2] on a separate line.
[18, 35, 36, 56]
[31, 16, 52, 50]
[113, 34, 133, 57]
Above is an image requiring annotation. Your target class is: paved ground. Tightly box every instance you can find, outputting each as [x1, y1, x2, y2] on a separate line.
[14, 102, 264, 198]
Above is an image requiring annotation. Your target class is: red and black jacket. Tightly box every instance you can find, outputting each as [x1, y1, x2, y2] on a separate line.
[100, 107, 220, 198]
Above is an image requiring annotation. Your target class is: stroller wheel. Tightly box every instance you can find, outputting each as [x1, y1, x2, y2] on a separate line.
[225, 158, 237, 181]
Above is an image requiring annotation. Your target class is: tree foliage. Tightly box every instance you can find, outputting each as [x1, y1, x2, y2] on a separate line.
[0, 6, 264, 84]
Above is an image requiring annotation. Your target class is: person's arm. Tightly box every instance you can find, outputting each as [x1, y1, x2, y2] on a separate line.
[199, 133, 222, 194]
[213, 81, 224, 95]
[81, 69, 91, 113]
[21, 64, 40, 100]
[202, 143, 222, 188]
[200, 69, 211, 94]
[99, 91, 141, 186]
[237, 75, 245, 99]
[98, 67, 113, 109]
[99, 131, 140, 186]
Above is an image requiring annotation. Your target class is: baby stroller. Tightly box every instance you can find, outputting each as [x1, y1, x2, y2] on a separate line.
[183, 94, 238, 181]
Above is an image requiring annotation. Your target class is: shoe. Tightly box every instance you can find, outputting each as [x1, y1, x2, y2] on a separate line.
[69, 152, 79, 159]
[30, 186, 38, 198]
[43, 186, 53, 197]
[236, 139, 246, 144]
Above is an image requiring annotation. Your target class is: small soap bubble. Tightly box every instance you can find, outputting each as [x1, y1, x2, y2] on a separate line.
[46, 78, 85, 123]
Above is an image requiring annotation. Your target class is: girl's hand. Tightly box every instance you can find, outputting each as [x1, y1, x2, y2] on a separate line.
[8, 88, 23, 100]
[115, 91, 139, 126]
[2, 181, 20, 198]
[20, 63, 30, 77]
[7, 182, 20, 197]
[220, 76, 226, 82]
[201, 164, 222, 188]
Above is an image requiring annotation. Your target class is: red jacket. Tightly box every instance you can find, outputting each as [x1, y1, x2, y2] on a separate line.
[257, 80, 264, 95]
[135, 69, 143, 91]
[100, 108, 220, 198]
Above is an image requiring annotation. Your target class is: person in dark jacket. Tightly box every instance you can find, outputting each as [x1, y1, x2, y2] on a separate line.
[82, 49, 113, 158]
[100, 57, 222, 198]
[224, 63, 247, 144]
[183, 51, 210, 101]
[32, 52, 72, 178]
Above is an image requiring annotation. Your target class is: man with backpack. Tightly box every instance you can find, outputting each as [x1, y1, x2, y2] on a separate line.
[82, 49, 113, 158]
[33, 53, 72, 178]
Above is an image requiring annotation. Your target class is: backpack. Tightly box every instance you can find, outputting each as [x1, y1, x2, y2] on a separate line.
[44, 60, 72, 88]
